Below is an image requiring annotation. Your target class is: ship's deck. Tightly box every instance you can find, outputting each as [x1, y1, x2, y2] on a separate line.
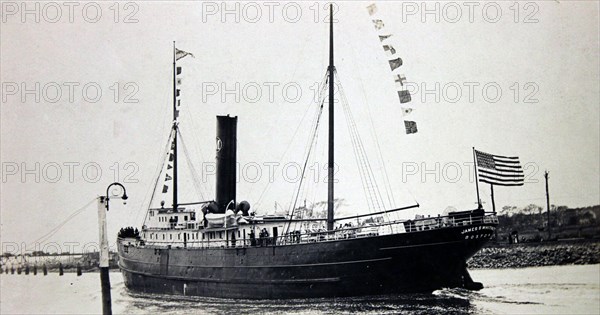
[123, 212, 498, 250]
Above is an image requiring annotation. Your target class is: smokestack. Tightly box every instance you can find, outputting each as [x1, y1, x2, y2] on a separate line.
[215, 115, 237, 213]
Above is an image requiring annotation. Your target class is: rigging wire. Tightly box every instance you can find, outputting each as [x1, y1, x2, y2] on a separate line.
[284, 105, 325, 234]
[355, 72, 396, 210]
[284, 74, 328, 235]
[181, 106, 213, 197]
[247, 30, 315, 204]
[336, 70, 386, 216]
[337, 77, 374, 212]
[177, 128, 207, 203]
[140, 129, 175, 226]
[27, 197, 97, 247]
[128, 76, 173, 226]
[346, 26, 398, 210]
[289, 72, 330, 229]
[301, 109, 324, 220]
[133, 130, 174, 226]
[254, 71, 330, 210]
[287, 73, 328, 213]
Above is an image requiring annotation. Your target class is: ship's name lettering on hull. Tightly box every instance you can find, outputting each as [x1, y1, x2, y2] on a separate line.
[461, 226, 496, 234]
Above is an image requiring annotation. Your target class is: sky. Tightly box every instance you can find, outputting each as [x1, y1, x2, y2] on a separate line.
[1, 1, 598, 252]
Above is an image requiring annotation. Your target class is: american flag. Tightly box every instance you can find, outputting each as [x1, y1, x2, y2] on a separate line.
[475, 150, 524, 186]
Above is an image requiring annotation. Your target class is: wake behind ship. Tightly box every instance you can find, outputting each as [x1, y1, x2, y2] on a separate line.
[117, 4, 498, 299]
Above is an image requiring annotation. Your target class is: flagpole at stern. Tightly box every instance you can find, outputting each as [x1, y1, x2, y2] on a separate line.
[490, 184, 496, 214]
[472, 147, 481, 209]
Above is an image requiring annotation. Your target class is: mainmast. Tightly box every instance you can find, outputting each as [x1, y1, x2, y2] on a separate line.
[327, 4, 335, 231]
[172, 41, 179, 213]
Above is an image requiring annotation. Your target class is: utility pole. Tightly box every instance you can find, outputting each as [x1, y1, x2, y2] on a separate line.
[545, 171, 551, 240]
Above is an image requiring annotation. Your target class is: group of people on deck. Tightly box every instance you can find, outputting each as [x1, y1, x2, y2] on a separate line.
[118, 226, 139, 238]
[245, 222, 362, 247]
[249, 228, 272, 247]
[336, 222, 354, 230]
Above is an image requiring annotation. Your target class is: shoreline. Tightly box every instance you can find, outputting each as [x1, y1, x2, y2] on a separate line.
[468, 238, 600, 269]
[4, 239, 599, 274]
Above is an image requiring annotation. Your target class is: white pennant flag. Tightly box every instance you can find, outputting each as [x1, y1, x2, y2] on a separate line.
[175, 48, 195, 61]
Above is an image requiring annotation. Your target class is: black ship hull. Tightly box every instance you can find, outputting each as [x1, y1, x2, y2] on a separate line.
[118, 222, 496, 299]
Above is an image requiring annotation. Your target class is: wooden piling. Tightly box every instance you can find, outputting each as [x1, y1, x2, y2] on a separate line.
[25, 265, 29, 275]
[33, 265, 37, 275]
[100, 268, 112, 315]
[59, 263, 64, 276]
[43, 264, 48, 276]
[77, 263, 82, 276]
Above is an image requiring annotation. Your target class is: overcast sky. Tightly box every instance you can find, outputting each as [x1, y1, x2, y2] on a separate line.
[1, 1, 598, 251]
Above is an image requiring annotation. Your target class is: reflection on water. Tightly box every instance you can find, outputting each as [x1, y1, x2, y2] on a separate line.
[1, 264, 598, 314]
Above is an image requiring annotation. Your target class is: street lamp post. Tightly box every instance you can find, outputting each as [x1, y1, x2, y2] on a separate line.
[97, 182, 128, 315]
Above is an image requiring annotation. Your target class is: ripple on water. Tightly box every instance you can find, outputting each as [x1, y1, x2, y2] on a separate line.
[116, 289, 479, 315]
[2, 265, 598, 314]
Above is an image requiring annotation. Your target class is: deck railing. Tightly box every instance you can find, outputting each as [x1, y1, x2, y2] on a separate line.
[124, 212, 498, 250]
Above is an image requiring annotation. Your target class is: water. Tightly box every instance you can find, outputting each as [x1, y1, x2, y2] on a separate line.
[1, 265, 598, 314]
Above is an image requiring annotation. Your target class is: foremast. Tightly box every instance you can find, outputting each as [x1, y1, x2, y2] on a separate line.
[172, 41, 179, 213]
[327, 4, 335, 231]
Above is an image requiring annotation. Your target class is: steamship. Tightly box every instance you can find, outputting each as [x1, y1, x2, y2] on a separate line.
[117, 5, 498, 299]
